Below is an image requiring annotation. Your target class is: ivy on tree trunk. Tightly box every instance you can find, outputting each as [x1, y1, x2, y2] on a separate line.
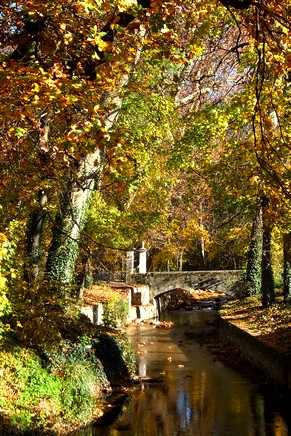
[245, 200, 262, 297]
[261, 196, 275, 308]
[45, 152, 100, 284]
[283, 232, 291, 303]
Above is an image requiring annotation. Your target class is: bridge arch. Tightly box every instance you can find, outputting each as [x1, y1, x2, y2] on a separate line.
[129, 270, 245, 300]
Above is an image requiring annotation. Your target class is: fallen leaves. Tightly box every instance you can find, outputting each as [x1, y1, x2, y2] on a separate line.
[220, 295, 291, 356]
[155, 321, 173, 329]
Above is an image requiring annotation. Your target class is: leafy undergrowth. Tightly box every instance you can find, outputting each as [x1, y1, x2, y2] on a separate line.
[0, 312, 136, 435]
[220, 295, 291, 357]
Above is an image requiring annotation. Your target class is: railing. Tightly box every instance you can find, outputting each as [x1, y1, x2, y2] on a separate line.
[94, 271, 126, 282]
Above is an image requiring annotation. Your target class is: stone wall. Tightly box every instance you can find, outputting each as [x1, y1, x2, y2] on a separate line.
[130, 270, 245, 299]
[218, 317, 291, 388]
[80, 285, 156, 326]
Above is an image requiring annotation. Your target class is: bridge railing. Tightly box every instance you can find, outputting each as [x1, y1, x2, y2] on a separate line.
[94, 271, 126, 282]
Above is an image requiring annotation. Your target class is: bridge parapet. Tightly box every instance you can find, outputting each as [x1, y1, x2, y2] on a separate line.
[129, 270, 245, 299]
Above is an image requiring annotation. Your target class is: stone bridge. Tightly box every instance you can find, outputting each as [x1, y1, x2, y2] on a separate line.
[129, 270, 245, 300]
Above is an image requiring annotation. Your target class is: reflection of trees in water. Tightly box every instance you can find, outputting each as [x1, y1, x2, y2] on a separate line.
[74, 317, 290, 435]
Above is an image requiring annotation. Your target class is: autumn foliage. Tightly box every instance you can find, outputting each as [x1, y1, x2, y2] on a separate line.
[0, 0, 290, 329]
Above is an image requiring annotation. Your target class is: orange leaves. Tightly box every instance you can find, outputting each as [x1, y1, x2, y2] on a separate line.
[150, 0, 163, 10]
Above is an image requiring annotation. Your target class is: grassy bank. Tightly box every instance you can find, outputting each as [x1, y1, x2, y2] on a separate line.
[0, 317, 136, 435]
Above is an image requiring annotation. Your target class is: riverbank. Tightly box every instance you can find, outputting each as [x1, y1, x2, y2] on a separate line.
[0, 315, 136, 435]
[219, 296, 291, 358]
[194, 295, 291, 390]
[1, 293, 290, 434]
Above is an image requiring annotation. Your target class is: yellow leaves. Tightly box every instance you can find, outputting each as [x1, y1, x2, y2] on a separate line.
[32, 94, 40, 104]
[64, 32, 73, 44]
[227, 227, 244, 241]
[189, 44, 205, 58]
[9, 269, 17, 279]
[84, 121, 93, 132]
[7, 127, 16, 137]
[116, 0, 137, 12]
[6, 126, 27, 138]
[32, 83, 40, 93]
[249, 175, 260, 185]
[87, 26, 110, 52]
[97, 40, 110, 51]
[78, 0, 103, 14]
[0, 233, 8, 293]
[65, 94, 79, 104]
[0, 277, 7, 293]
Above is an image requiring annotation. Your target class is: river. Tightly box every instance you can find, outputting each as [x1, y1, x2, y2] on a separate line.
[77, 310, 291, 436]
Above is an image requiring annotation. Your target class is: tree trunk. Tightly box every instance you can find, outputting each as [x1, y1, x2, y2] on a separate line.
[283, 232, 291, 303]
[177, 249, 184, 271]
[45, 151, 100, 284]
[25, 190, 48, 282]
[24, 118, 50, 282]
[245, 202, 262, 297]
[261, 197, 275, 308]
[199, 202, 207, 270]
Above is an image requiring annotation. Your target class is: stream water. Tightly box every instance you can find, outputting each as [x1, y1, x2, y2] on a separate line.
[77, 310, 291, 436]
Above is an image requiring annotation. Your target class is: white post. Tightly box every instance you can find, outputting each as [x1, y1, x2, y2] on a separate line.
[138, 242, 147, 274]
[126, 251, 134, 275]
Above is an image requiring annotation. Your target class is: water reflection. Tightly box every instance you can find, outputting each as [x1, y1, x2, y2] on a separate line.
[77, 310, 290, 436]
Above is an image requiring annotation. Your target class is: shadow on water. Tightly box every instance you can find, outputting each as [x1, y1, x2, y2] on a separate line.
[75, 309, 291, 436]
[94, 392, 133, 426]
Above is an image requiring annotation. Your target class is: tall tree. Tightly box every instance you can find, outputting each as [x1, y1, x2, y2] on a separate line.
[245, 198, 263, 296]
[261, 196, 275, 307]
[283, 232, 291, 303]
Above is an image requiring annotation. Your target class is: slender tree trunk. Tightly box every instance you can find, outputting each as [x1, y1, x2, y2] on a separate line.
[25, 118, 50, 282]
[177, 249, 184, 271]
[283, 232, 291, 303]
[245, 201, 263, 297]
[199, 202, 206, 270]
[261, 196, 275, 308]
[25, 190, 48, 282]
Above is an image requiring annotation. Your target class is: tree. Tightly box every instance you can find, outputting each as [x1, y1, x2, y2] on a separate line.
[260, 196, 275, 307]
[245, 199, 262, 296]
[283, 232, 291, 303]
[1, 0, 290, 291]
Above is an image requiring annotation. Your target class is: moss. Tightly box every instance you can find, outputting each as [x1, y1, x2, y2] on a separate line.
[0, 341, 108, 434]
[0, 311, 136, 434]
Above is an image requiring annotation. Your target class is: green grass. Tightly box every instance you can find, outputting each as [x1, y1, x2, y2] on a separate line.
[0, 343, 108, 433]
